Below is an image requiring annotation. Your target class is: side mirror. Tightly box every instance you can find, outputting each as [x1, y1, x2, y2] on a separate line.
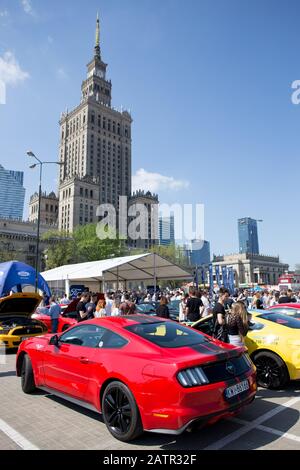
[49, 334, 60, 347]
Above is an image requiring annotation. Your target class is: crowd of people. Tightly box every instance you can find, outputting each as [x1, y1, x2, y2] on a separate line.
[47, 285, 300, 345]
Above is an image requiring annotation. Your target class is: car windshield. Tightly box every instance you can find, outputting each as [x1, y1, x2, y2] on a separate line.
[168, 300, 180, 310]
[269, 308, 300, 319]
[125, 321, 208, 348]
[36, 307, 50, 315]
[258, 312, 300, 329]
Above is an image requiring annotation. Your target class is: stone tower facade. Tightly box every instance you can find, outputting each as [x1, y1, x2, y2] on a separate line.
[58, 15, 132, 232]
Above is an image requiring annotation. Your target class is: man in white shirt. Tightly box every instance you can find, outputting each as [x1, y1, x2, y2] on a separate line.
[60, 293, 71, 305]
[105, 294, 113, 316]
[201, 291, 211, 317]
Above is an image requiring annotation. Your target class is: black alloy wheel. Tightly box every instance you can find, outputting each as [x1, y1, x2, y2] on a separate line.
[102, 381, 143, 442]
[254, 351, 289, 389]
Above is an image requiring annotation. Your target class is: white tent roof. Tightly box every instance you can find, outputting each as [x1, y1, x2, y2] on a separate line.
[41, 253, 192, 283]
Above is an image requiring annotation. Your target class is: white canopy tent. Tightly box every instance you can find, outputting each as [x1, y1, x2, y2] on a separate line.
[41, 253, 192, 294]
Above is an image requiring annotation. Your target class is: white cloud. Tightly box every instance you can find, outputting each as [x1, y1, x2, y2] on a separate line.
[132, 168, 189, 193]
[21, 0, 34, 16]
[47, 35, 54, 44]
[56, 67, 68, 80]
[0, 51, 29, 85]
[0, 10, 9, 17]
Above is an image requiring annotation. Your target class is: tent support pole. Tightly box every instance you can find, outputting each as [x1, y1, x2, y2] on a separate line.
[65, 277, 70, 298]
[153, 254, 157, 298]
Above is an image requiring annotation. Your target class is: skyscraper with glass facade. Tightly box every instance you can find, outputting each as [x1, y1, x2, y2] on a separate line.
[0, 164, 25, 220]
[238, 217, 259, 254]
[159, 215, 175, 246]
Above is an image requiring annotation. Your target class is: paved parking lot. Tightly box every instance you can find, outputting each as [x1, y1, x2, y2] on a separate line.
[1, 352, 300, 450]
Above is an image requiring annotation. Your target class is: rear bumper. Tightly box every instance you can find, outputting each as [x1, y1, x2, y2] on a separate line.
[140, 370, 257, 433]
[147, 394, 256, 434]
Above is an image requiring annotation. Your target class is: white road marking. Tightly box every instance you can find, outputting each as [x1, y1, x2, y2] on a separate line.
[204, 397, 300, 450]
[0, 418, 39, 450]
[231, 417, 300, 443]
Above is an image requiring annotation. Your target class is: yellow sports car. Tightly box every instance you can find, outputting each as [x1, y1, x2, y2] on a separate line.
[187, 309, 300, 389]
[0, 292, 47, 350]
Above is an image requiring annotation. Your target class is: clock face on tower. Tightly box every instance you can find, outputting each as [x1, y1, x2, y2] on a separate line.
[94, 68, 104, 78]
[88, 68, 105, 79]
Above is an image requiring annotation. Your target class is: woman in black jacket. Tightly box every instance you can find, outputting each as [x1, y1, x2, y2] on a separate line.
[156, 296, 170, 318]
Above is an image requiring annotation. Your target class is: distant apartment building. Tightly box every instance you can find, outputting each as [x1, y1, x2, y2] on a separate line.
[29, 191, 59, 226]
[128, 190, 159, 251]
[0, 164, 25, 220]
[159, 215, 175, 246]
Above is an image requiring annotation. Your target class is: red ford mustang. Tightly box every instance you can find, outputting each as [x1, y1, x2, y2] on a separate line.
[32, 299, 79, 333]
[16, 315, 256, 442]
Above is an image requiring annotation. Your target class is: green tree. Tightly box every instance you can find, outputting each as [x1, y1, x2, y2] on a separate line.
[149, 244, 189, 269]
[73, 224, 126, 262]
[0, 249, 19, 263]
[42, 230, 75, 269]
[42, 224, 128, 269]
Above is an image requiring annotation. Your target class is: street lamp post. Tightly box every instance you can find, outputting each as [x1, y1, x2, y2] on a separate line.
[27, 151, 63, 293]
[250, 219, 263, 285]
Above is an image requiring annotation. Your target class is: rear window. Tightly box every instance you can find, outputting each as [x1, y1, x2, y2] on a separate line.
[259, 313, 300, 329]
[125, 321, 207, 348]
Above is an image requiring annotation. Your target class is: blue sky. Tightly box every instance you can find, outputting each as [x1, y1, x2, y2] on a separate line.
[0, 0, 299, 268]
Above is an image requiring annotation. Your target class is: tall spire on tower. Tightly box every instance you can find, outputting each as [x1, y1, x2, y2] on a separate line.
[94, 12, 100, 59]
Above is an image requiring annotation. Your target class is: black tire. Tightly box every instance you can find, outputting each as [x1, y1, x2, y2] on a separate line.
[102, 381, 143, 442]
[21, 354, 36, 394]
[253, 351, 289, 389]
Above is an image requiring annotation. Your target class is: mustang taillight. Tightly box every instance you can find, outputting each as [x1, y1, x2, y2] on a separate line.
[177, 367, 209, 387]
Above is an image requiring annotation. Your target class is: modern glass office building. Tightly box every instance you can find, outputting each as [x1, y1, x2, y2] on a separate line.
[159, 215, 175, 246]
[183, 240, 211, 266]
[0, 164, 25, 220]
[238, 217, 259, 254]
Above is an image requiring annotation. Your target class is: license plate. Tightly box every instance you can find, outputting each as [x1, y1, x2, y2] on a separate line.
[225, 379, 249, 399]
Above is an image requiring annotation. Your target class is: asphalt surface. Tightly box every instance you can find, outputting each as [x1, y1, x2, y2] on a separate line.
[1, 351, 300, 450]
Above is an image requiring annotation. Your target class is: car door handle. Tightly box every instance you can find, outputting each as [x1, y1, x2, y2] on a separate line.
[79, 357, 89, 364]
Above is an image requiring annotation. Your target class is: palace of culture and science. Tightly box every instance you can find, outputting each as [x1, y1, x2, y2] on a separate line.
[58, 15, 134, 232]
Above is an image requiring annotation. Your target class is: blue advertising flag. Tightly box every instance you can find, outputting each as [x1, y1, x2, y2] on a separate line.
[201, 268, 205, 284]
[209, 264, 214, 294]
[194, 267, 199, 288]
[228, 267, 235, 294]
[222, 265, 227, 288]
[215, 265, 221, 287]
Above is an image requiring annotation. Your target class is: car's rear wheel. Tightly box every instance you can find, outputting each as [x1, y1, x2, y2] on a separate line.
[21, 354, 36, 394]
[253, 351, 289, 389]
[102, 381, 143, 442]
